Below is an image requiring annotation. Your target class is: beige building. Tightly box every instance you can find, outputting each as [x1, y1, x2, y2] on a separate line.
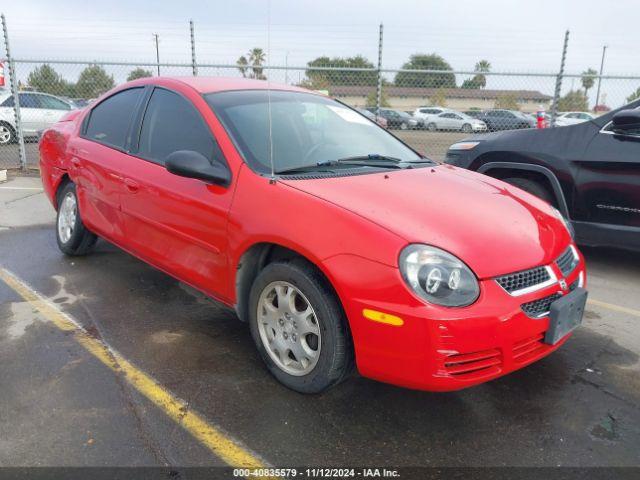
[329, 86, 552, 113]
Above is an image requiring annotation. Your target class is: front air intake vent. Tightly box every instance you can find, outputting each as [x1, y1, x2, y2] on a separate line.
[556, 246, 579, 277]
[443, 348, 502, 378]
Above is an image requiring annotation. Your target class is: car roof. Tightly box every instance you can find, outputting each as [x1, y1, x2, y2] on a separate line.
[130, 76, 312, 95]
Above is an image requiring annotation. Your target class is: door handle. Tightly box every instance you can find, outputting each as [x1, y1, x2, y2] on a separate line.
[123, 178, 139, 193]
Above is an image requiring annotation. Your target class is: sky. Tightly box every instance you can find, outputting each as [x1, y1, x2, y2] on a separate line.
[2, 0, 640, 107]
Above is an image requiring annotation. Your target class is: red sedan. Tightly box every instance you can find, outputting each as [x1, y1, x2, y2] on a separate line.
[39, 77, 587, 393]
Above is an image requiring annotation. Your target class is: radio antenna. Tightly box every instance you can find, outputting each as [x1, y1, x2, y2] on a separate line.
[266, 0, 275, 183]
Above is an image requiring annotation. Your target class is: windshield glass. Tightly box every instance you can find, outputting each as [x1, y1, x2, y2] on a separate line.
[205, 90, 422, 174]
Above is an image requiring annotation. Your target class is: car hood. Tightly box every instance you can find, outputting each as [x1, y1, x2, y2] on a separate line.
[281, 165, 570, 279]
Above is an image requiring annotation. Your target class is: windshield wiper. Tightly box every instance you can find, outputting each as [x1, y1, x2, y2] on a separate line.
[317, 154, 404, 168]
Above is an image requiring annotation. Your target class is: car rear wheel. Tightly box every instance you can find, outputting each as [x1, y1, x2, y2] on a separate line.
[248, 259, 353, 393]
[503, 177, 554, 205]
[0, 122, 16, 145]
[56, 182, 98, 256]
[462, 123, 472, 133]
[427, 122, 437, 132]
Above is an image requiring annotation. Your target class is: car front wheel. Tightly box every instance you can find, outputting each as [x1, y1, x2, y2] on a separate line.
[462, 123, 472, 133]
[56, 182, 98, 256]
[248, 259, 353, 393]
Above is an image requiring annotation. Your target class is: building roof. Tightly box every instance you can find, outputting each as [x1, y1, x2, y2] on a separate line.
[329, 85, 552, 101]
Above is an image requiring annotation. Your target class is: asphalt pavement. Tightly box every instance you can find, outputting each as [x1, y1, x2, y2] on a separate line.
[1, 174, 639, 473]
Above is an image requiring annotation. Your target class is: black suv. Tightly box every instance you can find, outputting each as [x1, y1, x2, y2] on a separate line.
[445, 99, 640, 252]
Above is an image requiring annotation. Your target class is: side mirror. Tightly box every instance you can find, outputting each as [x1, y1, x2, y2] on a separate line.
[611, 109, 640, 134]
[165, 150, 231, 186]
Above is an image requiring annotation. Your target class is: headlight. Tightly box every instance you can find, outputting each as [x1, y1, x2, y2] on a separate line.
[399, 245, 480, 307]
[551, 207, 575, 239]
[449, 141, 480, 151]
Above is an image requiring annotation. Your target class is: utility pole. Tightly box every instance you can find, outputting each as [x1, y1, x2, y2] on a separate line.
[550, 30, 569, 128]
[595, 45, 607, 109]
[189, 20, 197, 76]
[375, 23, 384, 114]
[153, 33, 160, 76]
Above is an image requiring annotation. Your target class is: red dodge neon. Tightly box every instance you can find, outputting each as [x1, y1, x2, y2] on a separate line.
[39, 77, 588, 393]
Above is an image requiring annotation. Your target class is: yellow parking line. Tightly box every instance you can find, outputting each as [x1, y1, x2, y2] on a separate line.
[588, 298, 640, 318]
[0, 267, 268, 469]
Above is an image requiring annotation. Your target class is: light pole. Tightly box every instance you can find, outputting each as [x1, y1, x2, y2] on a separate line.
[595, 45, 607, 109]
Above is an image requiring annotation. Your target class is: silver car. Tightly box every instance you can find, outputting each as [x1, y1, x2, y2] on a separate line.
[425, 111, 487, 133]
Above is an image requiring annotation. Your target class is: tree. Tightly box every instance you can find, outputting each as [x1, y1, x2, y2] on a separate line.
[365, 88, 390, 108]
[305, 55, 377, 88]
[127, 68, 153, 82]
[461, 60, 491, 89]
[249, 48, 266, 80]
[581, 68, 597, 104]
[236, 56, 249, 78]
[626, 86, 640, 104]
[494, 94, 519, 110]
[236, 48, 266, 80]
[430, 89, 447, 107]
[75, 65, 115, 98]
[557, 90, 589, 111]
[394, 54, 456, 88]
[27, 64, 71, 96]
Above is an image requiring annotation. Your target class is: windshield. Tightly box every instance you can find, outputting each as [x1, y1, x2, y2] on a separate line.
[206, 90, 422, 175]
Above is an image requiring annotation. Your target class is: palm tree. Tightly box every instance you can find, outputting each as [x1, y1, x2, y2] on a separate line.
[236, 55, 249, 78]
[581, 68, 597, 107]
[249, 48, 266, 79]
[475, 60, 491, 73]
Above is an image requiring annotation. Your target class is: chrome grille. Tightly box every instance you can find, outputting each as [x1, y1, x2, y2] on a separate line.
[556, 246, 578, 277]
[495, 266, 551, 294]
[521, 292, 562, 318]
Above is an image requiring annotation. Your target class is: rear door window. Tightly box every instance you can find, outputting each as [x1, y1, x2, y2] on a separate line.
[137, 88, 219, 165]
[84, 88, 143, 149]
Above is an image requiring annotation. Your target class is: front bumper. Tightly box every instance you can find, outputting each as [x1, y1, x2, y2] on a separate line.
[323, 247, 586, 391]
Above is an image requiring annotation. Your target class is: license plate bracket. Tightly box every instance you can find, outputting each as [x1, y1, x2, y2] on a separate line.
[544, 287, 588, 345]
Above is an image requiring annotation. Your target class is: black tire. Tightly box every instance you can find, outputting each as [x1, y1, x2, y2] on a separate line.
[55, 182, 98, 256]
[248, 259, 354, 394]
[0, 122, 16, 145]
[427, 122, 437, 132]
[400, 122, 408, 130]
[503, 177, 554, 204]
[462, 123, 472, 133]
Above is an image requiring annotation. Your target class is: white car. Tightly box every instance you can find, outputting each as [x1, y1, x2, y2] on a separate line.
[425, 111, 487, 133]
[412, 106, 452, 126]
[0, 91, 75, 145]
[555, 111, 595, 127]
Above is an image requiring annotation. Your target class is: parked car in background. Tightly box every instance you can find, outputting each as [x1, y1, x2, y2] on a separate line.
[357, 108, 388, 128]
[0, 91, 75, 144]
[372, 108, 419, 130]
[476, 109, 536, 132]
[463, 110, 484, 120]
[554, 111, 595, 127]
[445, 99, 640, 252]
[40, 76, 584, 393]
[425, 111, 487, 133]
[412, 106, 451, 127]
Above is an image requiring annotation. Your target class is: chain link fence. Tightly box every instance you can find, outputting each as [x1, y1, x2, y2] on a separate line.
[2, 18, 640, 170]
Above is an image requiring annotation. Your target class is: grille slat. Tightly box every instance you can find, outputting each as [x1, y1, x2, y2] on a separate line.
[512, 334, 547, 363]
[495, 266, 551, 294]
[556, 247, 578, 277]
[444, 348, 502, 377]
[521, 293, 562, 318]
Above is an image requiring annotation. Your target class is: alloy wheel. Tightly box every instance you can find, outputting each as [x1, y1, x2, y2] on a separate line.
[257, 281, 321, 376]
[0, 125, 12, 145]
[57, 192, 77, 244]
